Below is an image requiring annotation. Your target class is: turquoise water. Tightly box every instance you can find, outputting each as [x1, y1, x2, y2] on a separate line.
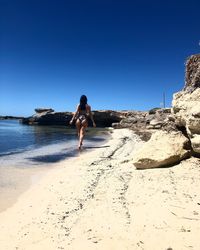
[0, 120, 109, 166]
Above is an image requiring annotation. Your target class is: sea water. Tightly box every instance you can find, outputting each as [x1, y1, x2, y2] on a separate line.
[0, 120, 110, 211]
[0, 120, 109, 167]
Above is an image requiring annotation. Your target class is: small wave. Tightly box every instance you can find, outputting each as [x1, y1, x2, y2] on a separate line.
[0, 140, 78, 167]
[0, 146, 34, 157]
[0, 129, 109, 167]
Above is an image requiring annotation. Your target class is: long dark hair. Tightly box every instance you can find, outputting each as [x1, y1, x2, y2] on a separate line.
[80, 95, 87, 110]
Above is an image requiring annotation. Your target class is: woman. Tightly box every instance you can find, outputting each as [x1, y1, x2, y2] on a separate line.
[70, 95, 96, 149]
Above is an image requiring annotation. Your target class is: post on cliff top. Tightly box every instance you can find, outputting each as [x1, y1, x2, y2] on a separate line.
[163, 92, 166, 108]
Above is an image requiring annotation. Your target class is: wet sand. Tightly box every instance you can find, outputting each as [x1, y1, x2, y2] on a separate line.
[0, 165, 49, 212]
[0, 129, 200, 250]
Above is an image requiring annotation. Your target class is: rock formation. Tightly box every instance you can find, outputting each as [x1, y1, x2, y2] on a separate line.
[132, 54, 200, 169]
[112, 108, 172, 130]
[172, 54, 200, 156]
[90, 110, 127, 127]
[34, 108, 54, 113]
[21, 109, 126, 127]
[184, 54, 200, 92]
[133, 131, 191, 169]
[22, 110, 72, 125]
[0, 116, 24, 120]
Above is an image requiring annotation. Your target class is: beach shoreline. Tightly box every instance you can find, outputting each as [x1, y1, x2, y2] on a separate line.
[0, 121, 111, 213]
[0, 128, 200, 250]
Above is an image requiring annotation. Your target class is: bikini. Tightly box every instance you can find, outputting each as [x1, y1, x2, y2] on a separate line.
[77, 105, 89, 123]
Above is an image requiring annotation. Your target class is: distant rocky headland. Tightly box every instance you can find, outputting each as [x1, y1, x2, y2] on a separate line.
[21, 108, 126, 127]
[21, 107, 171, 128]
[21, 54, 200, 168]
[0, 116, 24, 120]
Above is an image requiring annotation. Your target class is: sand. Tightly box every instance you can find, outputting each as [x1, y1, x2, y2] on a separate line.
[0, 165, 49, 213]
[0, 128, 200, 250]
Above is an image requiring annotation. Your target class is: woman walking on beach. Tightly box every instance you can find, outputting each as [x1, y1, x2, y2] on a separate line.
[70, 95, 96, 150]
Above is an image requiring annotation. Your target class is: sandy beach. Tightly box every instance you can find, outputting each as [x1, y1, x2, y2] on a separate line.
[0, 128, 200, 250]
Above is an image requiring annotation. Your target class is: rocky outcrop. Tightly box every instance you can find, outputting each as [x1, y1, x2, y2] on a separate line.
[112, 108, 177, 143]
[133, 131, 191, 169]
[184, 54, 200, 92]
[112, 111, 147, 129]
[172, 88, 200, 135]
[22, 111, 72, 125]
[0, 116, 24, 120]
[22, 107, 173, 131]
[131, 54, 200, 169]
[35, 108, 54, 113]
[91, 110, 127, 127]
[172, 54, 200, 156]
[21, 109, 126, 127]
[112, 108, 172, 132]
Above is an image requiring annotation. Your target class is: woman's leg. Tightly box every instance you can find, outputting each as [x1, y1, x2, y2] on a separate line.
[75, 119, 81, 138]
[79, 120, 88, 149]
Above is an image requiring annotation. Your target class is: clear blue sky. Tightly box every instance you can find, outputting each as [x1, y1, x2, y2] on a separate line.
[0, 0, 200, 116]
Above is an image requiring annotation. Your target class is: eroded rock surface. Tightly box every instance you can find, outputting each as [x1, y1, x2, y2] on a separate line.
[133, 131, 191, 169]
[172, 54, 200, 156]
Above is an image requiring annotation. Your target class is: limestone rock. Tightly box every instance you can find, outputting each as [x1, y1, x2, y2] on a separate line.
[150, 119, 163, 126]
[172, 83, 200, 135]
[184, 54, 200, 92]
[172, 54, 200, 157]
[22, 112, 72, 125]
[191, 134, 200, 154]
[148, 107, 160, 114]
[22, 109, 126, 127]
[92, 110, 127, 127]
[133, 131, 191, 169]
[35, 108, 54, 114]
[113, 108, 172, 131]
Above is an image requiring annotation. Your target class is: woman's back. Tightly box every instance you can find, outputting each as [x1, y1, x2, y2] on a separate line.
[78, 104, 90, 115]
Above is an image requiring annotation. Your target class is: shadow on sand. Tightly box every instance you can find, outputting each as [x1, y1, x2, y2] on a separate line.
[84, 145, 110, 149]
[27, 144, 110, 163]
[27, 149, 78, 163]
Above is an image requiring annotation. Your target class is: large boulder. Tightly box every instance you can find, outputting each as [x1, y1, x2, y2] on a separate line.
[133, 131, 191, 169]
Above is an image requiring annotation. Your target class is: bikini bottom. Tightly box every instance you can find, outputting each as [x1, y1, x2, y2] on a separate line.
[78, 115, 87, 123]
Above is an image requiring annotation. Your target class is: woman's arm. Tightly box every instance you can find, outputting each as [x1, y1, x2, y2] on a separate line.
[69, 105, 79, 124]
[88, 105, 96, 127]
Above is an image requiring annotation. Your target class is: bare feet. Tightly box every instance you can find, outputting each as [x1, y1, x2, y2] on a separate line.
[78, 142, 83, 150]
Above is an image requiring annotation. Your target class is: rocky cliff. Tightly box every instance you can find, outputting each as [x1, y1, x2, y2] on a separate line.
[172, 54, 200, 156]
[133, 54, 200, 169]
[184, 54, 200, 92]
